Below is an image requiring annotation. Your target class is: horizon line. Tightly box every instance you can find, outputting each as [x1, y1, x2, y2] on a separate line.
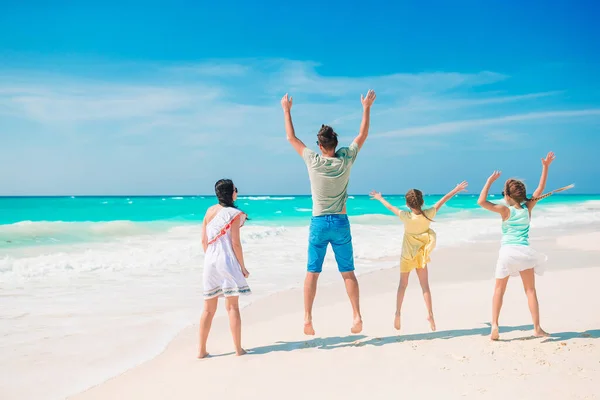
[0, 193, 594, 198]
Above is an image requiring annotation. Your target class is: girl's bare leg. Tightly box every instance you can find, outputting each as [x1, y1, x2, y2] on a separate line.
[225, 296, 246, 356]
[415, 266, 436, 331]
[198, 297, 219, 358]
[394, 272, 410, 330]
[491, 277, 509, 340]
[519, 268, 549, 337]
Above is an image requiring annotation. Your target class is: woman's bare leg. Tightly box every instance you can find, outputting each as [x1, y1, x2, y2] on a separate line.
[519, 268, 549, 337]
[394, 272, 410, 330]
[225, 296, 246, 356]
[491, 277, 509, 340]
[415, 266, 436, 331]
[198, 297, 218, 358]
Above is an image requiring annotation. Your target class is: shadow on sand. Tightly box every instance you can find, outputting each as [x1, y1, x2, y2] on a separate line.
[247, 324, 600, 355]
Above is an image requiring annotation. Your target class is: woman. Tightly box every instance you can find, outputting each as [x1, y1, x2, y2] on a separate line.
[199, 179, 251, 358]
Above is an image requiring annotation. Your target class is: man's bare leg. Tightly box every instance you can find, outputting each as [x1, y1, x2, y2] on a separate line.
[304, 272, 319, 335]
[341, 271, 362, 333]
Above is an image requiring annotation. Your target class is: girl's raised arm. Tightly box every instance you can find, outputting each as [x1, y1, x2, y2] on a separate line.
[370, 191, 402, 217]
[528, 152, 555, 211]
[433, 181, 468, 212]
[477, 171, 510, 219]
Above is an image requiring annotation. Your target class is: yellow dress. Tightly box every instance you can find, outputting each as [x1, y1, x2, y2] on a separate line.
[399, 208, 437, 273]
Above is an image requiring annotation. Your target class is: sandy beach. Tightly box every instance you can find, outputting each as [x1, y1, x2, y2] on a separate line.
[70, 228, 600, 400]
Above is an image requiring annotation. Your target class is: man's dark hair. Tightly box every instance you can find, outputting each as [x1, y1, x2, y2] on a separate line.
[317, 124, 338, 151]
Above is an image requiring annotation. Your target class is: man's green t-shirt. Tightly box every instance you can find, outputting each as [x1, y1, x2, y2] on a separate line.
[302, 142, 359, 217]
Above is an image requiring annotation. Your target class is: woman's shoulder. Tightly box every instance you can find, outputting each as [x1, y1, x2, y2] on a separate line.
[204, 204, 223, 221]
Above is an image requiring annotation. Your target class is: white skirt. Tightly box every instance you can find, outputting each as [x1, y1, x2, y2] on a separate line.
[495, 245, 546, 279]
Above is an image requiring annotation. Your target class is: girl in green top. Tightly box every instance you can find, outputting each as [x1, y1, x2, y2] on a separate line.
[477, 152, 556, 341]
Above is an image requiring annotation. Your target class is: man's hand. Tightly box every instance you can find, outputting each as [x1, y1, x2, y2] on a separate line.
[281, 93, 293, 112]
[354, 89, 376, 150]
[361, 89, 376, 110]
[281, 93, 306, 156]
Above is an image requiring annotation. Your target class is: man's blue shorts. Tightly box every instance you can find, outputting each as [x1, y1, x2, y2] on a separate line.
[307, 214, 354, 273]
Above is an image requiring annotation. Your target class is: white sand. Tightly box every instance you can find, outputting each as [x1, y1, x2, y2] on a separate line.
[71, 232, 600, 400]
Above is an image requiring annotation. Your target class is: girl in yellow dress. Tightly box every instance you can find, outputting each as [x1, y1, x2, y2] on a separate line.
[371, 181, 468, 331]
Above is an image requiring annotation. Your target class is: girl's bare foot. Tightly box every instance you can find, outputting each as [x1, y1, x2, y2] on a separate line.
[197, 351, 209, 359]
[534, 327, 549, 337]
[304, 321, 315, 336]
[351, 319, 363, 334]
[490, 325, 500, 341]
[394, 313, 401, 331]
[236, 348, 247, 356]
[427, 314, 436, 332]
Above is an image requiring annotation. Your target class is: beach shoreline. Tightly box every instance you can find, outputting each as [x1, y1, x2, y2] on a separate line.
[69, 226, 600, 400]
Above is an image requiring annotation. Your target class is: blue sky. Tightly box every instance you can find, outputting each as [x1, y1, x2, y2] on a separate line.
[0, 0, 599, 195]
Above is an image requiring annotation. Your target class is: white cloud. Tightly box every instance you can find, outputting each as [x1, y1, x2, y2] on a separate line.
[377, 109, 600, 138]
[271, 61, 507, 97]
[168, 62, 250, 76]
[0, 59, 596, 150]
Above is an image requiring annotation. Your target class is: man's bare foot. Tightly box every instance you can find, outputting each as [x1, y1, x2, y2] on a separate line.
[490, 325, 500, 341]
[304, 321, 315, 336]
[534, 327, 549, 337]
[427, 315, 436, 332]
[351, 318, 363, 334]
[236, 348, 247, 356]
[197, 351, 209, 359]
[394, 313, 401, 331]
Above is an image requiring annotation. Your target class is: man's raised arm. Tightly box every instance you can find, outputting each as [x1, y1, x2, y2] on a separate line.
[353, 89, 376, 150]
[281, 94, 306, 156]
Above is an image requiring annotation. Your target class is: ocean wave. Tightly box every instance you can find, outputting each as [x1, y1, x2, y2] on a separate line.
[170, 197, 184, 200]
[350, 214, 399, 225]
[294, 208, 312, 212]
[0, 220, 166, 246]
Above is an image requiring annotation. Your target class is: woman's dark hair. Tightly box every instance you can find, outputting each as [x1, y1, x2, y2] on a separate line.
[214, 179, 249, 220]
[317, 124, 338, 151]
[405, 189, 433, 221]
[215, 179, 236, 208]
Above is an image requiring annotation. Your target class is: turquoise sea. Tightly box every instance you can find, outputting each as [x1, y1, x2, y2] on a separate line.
[2, 194, 598, 249]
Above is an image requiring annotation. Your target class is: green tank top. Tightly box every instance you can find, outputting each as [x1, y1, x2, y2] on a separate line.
[501, 206, 530, 246]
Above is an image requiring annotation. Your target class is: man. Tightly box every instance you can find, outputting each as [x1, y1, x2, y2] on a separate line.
[280, 90, 376, 335]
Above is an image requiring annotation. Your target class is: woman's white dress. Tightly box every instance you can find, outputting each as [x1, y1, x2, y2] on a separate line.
[203, 207, 251, 299]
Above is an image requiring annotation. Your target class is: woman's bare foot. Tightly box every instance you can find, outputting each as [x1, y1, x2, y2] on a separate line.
[427, 314, 436, 332]
[197, 351, 209, 359]
[351, 318, 363, 334]
[304, 321, 315, 336]
[394, 313, 401, 331]
[534, 327, 549, 337]
[490, 325, 500, 341]
[235, 348, 247, 356]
